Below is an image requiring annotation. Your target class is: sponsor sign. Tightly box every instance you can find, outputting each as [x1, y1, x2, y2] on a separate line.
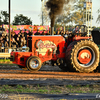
[35, 40, 57, 56]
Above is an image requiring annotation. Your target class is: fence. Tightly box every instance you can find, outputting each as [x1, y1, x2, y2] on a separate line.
[0, 47, 16, 59]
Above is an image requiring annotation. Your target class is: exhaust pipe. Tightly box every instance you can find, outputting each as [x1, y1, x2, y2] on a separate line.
[51, 27, 54, 35]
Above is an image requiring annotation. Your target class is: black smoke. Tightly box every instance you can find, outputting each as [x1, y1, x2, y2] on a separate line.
[46, 0, 70, 28]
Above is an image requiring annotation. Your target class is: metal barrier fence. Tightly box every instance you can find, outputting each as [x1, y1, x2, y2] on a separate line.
[0, 46, 29, 59]
[0, 47, 17, 59]
[0, 47, 17, 53]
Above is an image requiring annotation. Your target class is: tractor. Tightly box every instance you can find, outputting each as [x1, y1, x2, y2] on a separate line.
[10, 25, 100, 73]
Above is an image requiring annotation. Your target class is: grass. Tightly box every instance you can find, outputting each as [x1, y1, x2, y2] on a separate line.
[0, 84, 100, 94]
[66, 85, 74, 89]
[0, 59, 13, 64]
[0, 59, 17, 65]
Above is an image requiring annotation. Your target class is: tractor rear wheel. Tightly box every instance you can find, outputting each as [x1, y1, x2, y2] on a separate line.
[26, 56, 42, 71]
[66, 40, 99, 72]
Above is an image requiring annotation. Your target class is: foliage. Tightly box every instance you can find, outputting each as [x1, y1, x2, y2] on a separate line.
[0, 11, 9, 25]
[0, 84, 100, 94]
[40, 0, 50, 25]
[12, 14, 32, 25]
[0, 59, 13, 64]
[65, 0, 93, 25]
[70, 0, 86, 25]
[96, 9, 100, 23]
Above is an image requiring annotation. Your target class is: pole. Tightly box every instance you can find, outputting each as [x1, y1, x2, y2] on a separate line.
[88, 7, 89, 36]
[42, 0, 44, 25]
[86, 1, 87, 27]
[83, 10, 84, 24]
[91, 1, 92, 30]
[9, 0, 11, 48]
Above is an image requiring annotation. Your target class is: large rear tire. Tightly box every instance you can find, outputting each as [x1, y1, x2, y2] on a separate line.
[66, 40, 99, 73]
[26, 56, 42, 71]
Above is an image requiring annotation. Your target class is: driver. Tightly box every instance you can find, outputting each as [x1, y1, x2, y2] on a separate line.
[75, 26, 79, 33]
[79, 28, 81, 33]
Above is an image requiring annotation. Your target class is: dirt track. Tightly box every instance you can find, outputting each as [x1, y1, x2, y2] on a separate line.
[0, 65, 99, 81]
[0, 69, 100, 80]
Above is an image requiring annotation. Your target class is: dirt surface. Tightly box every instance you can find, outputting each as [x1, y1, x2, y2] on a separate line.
[0, 65, 62, 71]
[0, 65, 100, 99]
[0, 65, 99, 86]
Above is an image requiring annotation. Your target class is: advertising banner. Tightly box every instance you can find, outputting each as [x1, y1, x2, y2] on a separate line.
[3, 25, 49, 34]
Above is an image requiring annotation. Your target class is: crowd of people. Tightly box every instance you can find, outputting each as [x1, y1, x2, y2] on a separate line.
[0, 27, 71, 52]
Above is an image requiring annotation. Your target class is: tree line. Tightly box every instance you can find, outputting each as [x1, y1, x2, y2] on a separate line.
[0, 11, 32, 25]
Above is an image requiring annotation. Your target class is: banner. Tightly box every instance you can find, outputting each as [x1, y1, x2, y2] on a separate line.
[3, 25, 49, 31]
[3, 25, 49, 34]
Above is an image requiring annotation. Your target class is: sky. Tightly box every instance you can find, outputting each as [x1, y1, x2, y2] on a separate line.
[0, 0, 100, 26]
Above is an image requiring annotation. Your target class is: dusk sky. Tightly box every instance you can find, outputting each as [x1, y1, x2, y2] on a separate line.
[0, 0, 100, 26]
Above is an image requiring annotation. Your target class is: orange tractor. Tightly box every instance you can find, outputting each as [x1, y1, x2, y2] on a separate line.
[11, 25, 100, 72]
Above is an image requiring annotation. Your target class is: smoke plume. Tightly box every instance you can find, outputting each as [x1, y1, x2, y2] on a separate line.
[46, 0, 70, 28]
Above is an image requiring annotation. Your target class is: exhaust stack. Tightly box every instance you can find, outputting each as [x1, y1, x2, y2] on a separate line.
[51, 27, 54, 35]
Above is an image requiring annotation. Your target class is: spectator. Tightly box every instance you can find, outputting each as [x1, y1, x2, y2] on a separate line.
[11, 38, 18, 48]
[21, 33, 28, 40]
[11, 33, 15, 38]
[35, 30, 40, 35]
[16, 37, 21, 47]
[28, 29, 33, 36]
[6, 32, 9, 37]
[11, 29, 16, 36]
[60, 30, 64, 36]
[21, 33, 24, 38]
[18, 34, 21, 38]
[56, 30, 60, 35]
[2, 31, 7, 37]
[24, 29, 27, 45]
[41, 30, 46, 35]
[65, 31, 69, 35]
[20, 42, 24, 47]
[1, 39, 5, 52]
[4, 37, 9, 47]
[46, 30, 50, 35]
[18, 30, 23, 36]
[2, 35, 6, 42]
[0, 40, 2, 52]
[20, 37, 26, 47]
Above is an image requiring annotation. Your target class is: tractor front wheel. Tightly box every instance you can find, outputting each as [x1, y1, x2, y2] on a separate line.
[26, 56, 42, 71]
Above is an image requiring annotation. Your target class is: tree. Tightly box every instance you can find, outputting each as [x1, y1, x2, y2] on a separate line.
[69, 0, 86, 25]
[39, 0, 50, 25]
[0, 16, 2, 25]
[56, 0, 92, 26]
[69, 0, 93, 25]
[0, 11, 9, 25]
[12, 14, 32, 25]
[96, 9, 100, 24]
